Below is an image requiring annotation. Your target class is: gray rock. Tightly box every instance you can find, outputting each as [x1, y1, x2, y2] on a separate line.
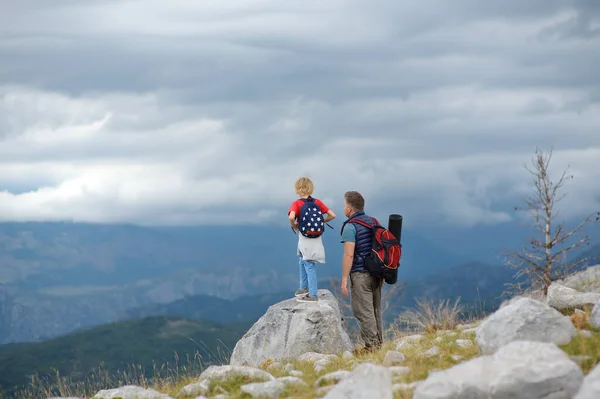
[277, 376, 308, 387]
[590, 298, 600, 329]
[198, 365, 274, 383]
[92, 385, 173, 399]
[401, 334, 424, 342]
[450, 355, 463, 361]
[421, 346, 440, 358]
[316, 385, 335, 396]
[382, 350, 406, 366]
[475, 297, 577, 354]
[298, 352, 338, 363]
[178, 380, 210, 397]
[289, 370, 304, 377]
[547, 283, 600, 310]
[559, 264, 600, 293]
[395, 341, 414, 351]
[283, 363, 294, 372]
[229, 289, 352, 367]
[393, 382, 421, 391]
[314, 358, 332, 373]
[342, 351, 354, 361]
[579, 330, 593, 338]
[323, 363, 393, 399]
[241, 380, 286, 398]
[315, 370, 351, 387]
[455, 339, 473, 348]
[413, 340, 584, 399]
[575, 361, 600, 398]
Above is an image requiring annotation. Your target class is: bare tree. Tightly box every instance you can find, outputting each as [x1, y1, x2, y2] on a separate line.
[503, 147, 600, 296]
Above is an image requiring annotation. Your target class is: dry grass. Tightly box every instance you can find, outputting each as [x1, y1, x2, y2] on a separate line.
[396, 297, 467, 333]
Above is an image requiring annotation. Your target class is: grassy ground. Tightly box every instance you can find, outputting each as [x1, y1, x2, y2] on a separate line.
[8, 307, 600, 399]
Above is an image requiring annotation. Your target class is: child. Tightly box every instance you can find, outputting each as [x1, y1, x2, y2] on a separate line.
[288, 177, 336, 302]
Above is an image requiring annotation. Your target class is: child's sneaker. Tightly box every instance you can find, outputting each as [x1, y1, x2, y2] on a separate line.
[294, 288, 309, 297]
[296, 294, 318, 303]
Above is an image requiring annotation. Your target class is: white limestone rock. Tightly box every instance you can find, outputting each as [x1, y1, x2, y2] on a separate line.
[229, 289, 352, 367]
[475, 297, 577, 354]
[413, 340, 584, 399]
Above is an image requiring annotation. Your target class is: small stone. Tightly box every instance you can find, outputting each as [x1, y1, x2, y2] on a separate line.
[456, 339, 474, 348]
[421, 346, 440, 358]
[92, 385, 173, 399]
[402, 334, 424, 342]
[240, 380, 285, 398]
[462, 328, 477, 334]
[289, 370, 304, 378]
[298, 352, 338, 364]
[433, 336, 444, 343]
[267, 361, 282, 371]
[450, 355, 463, 361]
[315, 370, 351, 387]
[382, 350, 406, 367]
[395, 341, 414, 351]
[314, 358, 331, 373]
[575, 309, 586, 315]
[342, 351, 354, 361]
[277, 376, 308, 387]
[283, 363, 294, 372]
[178, 380, 209, 397]
[579, 330, 593, 338]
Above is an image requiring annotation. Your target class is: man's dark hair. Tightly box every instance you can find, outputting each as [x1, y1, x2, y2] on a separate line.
[345, 191, 365, 212]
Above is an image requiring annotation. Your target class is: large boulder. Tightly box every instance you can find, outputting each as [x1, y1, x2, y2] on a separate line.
[546, 283, 600, 310]
[413, 340, 584, 399]
[475, 297, 577, 354]
[323, 363, 393, 399]
[229, 289, 353, 367]
[575, 361, 600, 398]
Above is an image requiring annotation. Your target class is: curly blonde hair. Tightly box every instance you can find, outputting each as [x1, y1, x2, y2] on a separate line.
[294, 177, 314, 197]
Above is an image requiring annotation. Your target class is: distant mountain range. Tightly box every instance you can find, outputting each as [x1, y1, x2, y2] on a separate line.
[0, 221, 597, 344]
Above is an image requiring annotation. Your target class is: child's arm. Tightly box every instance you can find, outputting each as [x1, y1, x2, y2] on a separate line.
[288, 211, 298, 231]
[324, 209, 336, 223]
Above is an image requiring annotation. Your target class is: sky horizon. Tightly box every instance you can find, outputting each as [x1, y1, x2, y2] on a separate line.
[1, 1, 599, 229]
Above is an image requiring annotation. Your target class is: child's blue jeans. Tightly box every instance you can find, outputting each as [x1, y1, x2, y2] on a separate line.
[299, 256, 318, 297]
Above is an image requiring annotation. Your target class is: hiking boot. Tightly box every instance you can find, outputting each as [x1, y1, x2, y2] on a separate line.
[294, 288, 309, 297]
[296, 294, 318, 303]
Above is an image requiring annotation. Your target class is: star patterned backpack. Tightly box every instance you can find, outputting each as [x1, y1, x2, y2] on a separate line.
[297, 196, 326, 238]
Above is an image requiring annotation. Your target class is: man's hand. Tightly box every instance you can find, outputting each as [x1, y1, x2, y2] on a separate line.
[341, 278, 349, 297]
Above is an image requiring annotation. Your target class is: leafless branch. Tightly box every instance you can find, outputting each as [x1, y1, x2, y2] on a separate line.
[502, 147, 599, 295]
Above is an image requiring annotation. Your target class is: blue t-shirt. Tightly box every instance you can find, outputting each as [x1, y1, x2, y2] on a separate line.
[341, 223, 356, 243]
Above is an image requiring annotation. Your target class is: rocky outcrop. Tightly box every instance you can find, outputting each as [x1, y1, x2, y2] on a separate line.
[323, 363, 393, 399]
[229, 289, 353, 367]
[413, 340, 584, 399]
[547, 283, 600, 310]
[475, 297, 577, 354]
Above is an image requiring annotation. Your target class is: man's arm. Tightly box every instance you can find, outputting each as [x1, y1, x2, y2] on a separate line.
[342, 241, 355, 281]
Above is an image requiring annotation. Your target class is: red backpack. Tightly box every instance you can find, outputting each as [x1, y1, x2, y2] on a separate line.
[347, 216, 401, 284]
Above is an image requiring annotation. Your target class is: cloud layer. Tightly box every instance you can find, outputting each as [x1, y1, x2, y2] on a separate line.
[1, 0, 599, 227]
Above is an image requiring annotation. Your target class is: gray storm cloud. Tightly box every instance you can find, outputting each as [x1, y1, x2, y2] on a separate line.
[0, 0, 598, 227]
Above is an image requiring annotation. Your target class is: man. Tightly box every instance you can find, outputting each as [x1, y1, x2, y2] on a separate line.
[340, 191, 383, 352]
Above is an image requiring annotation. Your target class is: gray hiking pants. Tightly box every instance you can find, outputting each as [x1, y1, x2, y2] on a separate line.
[350, 271, 383, 348]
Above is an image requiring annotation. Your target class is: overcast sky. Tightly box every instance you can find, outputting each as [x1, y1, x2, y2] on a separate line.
[0, 0, 599, 227]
